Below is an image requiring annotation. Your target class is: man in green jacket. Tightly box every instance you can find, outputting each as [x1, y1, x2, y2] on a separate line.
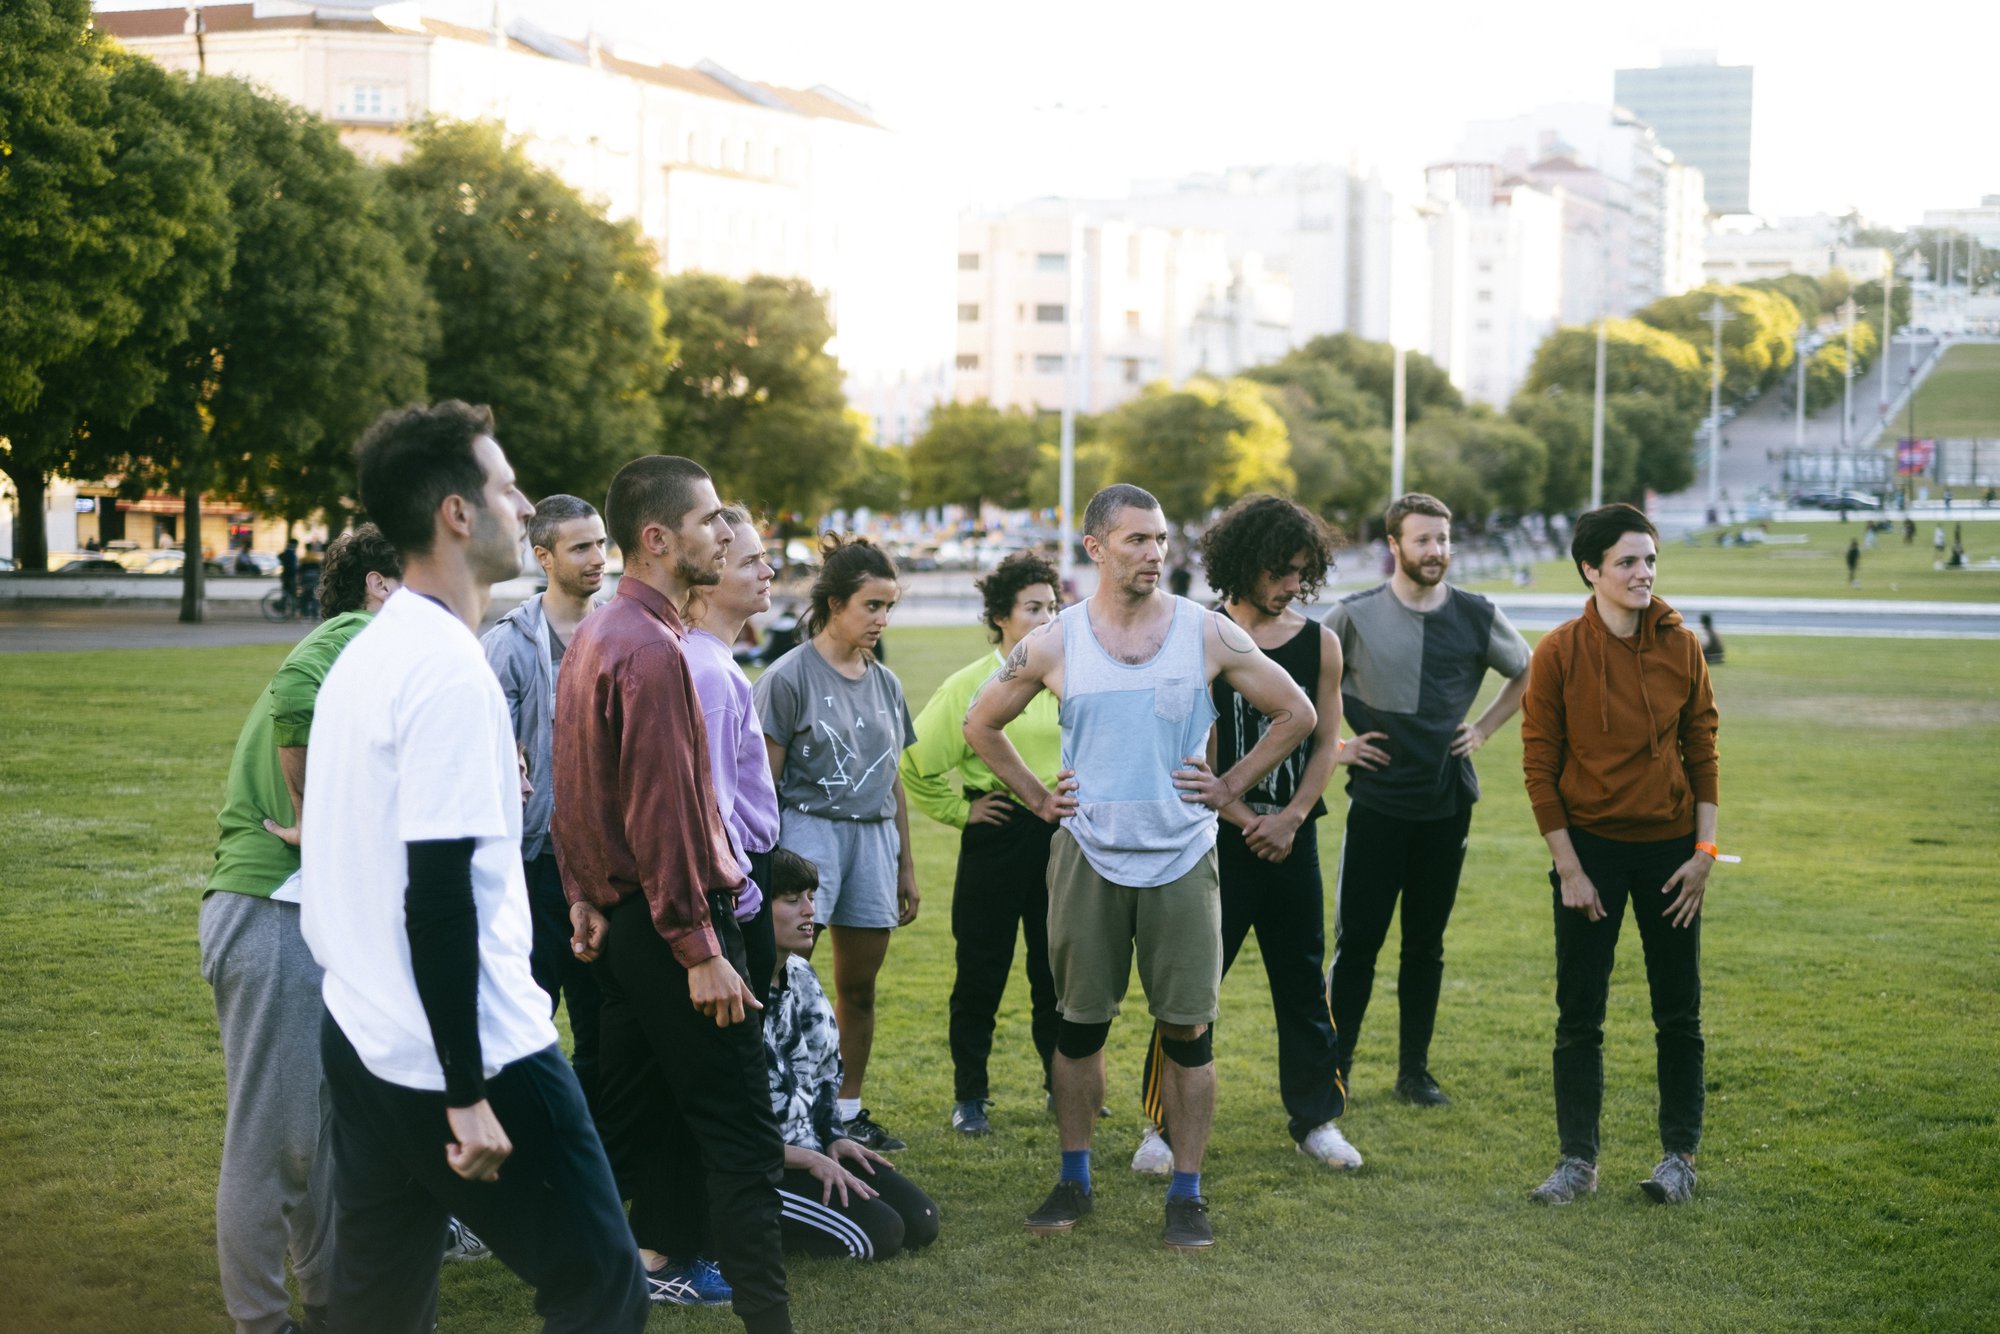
[899, 552, 1063, 1137]
[200, 525, 399, 1334]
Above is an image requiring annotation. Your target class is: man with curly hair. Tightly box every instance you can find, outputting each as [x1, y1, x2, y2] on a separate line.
[1131, 495, 1372, 1172]
[900, 551, 1064, 1137]
[1323, 493, 1530, 1109]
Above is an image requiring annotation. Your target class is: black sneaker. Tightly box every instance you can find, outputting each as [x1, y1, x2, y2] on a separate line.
[1162, 1194, 1215, 1251]
[845, 1107, 907, 1151]
[1394, 1070, 1451, 1107]
[1024, 1180, 1093, 1235]
[951, 1099, 993, 1136]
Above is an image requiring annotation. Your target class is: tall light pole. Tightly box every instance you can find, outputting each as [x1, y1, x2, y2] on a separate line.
[1057, 212, 1083, 594]
[1590, 316, 1607, 509]
[1840, 296, 1856, 451]
[1390, 343, 1407, 500]
[1879, 259, 1895, 417]
[1794, 322, 1808, 450]
[1701, 297, 1734, 512]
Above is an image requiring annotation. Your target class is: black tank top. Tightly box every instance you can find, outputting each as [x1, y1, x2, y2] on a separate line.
[1211, 617, 1326, 819]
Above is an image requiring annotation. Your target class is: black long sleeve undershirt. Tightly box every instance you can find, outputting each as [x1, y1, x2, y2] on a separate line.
[405, 838, 486, 1107]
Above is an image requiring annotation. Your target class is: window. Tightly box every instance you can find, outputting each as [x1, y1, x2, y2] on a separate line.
[1125, 310, 1141, 333]
[955, 353, 980, 371]
[958, 303, 981, 322]
[1477, 289, 1493, 303]
[1035, 304, 1066, 323]
[337, 82, 402, 121]
[1124, 357, 1142, 384]
[958, 252, 981, 271]
[1036, 252, 1068, 273]
[1034, 354, 1066, 374]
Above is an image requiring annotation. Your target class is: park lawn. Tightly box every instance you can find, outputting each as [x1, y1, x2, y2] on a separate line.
[1466, 519, 2000, 601]
[2, 626, 1998, 1332]
[1908, 342, 2000, 438]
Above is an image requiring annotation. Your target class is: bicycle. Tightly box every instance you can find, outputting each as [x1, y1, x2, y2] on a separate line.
[261, 587, 302, 622]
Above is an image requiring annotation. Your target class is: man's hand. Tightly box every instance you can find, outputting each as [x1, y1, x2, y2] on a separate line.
[804, 1147, 879, 1207]
[688, 954, 763, 1028]
[1240, 809, 1303, 863]
[897, 863, 922, 926]
[1557, 865, 1607, 922]
[1035, 770, 1079, 824]
[1449, 722, 1489, 757]
[1661, 852, 1713, 928]
[1172, 756, 1235, 811]
[830, 1135, 891, 1175]
[966, 792, 1018, 827]
[1336, 731, 1390, 770]
[569, 901, 610, 963]
[444, 1100, 511, 1182]
[262, 817, 301, 848]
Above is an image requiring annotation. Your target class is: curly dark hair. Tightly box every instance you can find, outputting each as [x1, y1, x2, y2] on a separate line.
[975, 551, 1061, 642]
[318, 523, 401, 618]
[803, 533, 898, 639]
[1198, 494, 1341, 604]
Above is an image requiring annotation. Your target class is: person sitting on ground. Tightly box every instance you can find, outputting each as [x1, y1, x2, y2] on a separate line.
[1697, 613, 1725, 667]
[765, 849, 939, 1261]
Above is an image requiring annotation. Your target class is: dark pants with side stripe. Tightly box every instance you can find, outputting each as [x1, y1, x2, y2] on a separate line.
[776, 1163, 939, 1260]
[594, 892, 790, 1334]
[1328, 801, 1474, 1083]
[948, 795, 1060, 1102]
[1552, 828, 1705, 1162]
[1143, 818, 1345, 1141]
[319, 1018, 646, 1334]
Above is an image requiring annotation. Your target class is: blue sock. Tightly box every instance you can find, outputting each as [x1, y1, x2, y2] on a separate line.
[1060, 1149, 1092, 1193]
[1168, 1170, 1202, 1202]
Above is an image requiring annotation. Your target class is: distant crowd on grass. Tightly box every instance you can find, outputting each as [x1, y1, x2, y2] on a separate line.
[196, 399, 1730, 1334]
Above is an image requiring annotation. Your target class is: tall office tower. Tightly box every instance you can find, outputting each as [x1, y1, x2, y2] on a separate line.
[1614, 52, 1753, 215]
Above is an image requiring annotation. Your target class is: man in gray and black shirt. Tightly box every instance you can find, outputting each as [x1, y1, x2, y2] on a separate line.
[1323, 493, 1530, 1108]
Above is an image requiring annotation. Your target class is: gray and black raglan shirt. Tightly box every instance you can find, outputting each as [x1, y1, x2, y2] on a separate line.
[1323, 584, 1530, 819]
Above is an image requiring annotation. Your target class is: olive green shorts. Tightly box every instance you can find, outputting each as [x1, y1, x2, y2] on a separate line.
[1045, 829, 1222, 1027]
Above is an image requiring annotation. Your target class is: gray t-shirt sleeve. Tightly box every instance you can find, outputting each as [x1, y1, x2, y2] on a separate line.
[754, 652, 802, 745]
[1484, 606, 1531, 679]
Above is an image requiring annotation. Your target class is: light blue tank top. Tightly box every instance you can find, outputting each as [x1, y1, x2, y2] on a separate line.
[1058, 596, 1218, 887]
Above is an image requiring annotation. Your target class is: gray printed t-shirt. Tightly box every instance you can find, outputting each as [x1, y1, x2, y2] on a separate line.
[753, 641, 917, 822]
[1323, 583, 1529, 820]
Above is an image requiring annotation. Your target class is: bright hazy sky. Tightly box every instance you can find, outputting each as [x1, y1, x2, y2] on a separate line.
[118, 1, 1989, 224]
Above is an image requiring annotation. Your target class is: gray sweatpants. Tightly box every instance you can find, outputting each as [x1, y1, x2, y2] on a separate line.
[199, 891, 335, 1334]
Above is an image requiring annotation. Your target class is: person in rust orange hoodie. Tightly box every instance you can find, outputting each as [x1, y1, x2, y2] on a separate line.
[1519, 503, 1721, 1208]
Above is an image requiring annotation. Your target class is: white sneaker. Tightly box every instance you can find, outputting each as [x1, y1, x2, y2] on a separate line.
[1298, 1119, 1363, 1170]
[1130, 1125, 1173, 1176]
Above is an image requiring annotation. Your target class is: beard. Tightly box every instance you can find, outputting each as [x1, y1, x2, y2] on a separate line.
[675, 551, 722, 587]
[469, 505, 522, 585]
[1398, 551, 1449, 587]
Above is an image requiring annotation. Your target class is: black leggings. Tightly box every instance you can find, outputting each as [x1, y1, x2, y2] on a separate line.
[948, 797, 1060, 1101]
[776, 1163, 938, 1260]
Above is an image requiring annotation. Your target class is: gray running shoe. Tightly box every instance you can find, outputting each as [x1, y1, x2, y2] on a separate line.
[1162, 1194, 1215, 1251]
[951, 1099, 993, 1136]
[442, 1217, 490, 1261]
[1640, 1153, 1697, 1204]
[1529, 1156, 1599, 1205]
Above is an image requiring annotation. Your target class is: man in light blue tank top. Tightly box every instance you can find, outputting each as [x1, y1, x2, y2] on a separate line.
[965, 484, 1315, 1252]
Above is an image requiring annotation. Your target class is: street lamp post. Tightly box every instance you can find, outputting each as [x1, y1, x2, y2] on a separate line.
[1590, 316, 1607, 509]
[1794, 322, 1808, 450]
[1840, 296, 1856, 453]
[1057, 212, 1082, 595]
[1701, 297, 1734, 513]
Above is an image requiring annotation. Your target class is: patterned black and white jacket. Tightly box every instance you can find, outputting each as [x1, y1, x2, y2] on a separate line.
[764, 954, 847, 1152]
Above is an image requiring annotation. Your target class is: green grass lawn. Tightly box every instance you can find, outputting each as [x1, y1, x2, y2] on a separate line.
[1466, 520, 2000, 601]
[4, 626, 1998, 1331]
[1908, 343, 2000, 438]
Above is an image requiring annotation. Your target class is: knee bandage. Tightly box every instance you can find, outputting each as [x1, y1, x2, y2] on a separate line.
[1158, 1026, 1213, 1068]
[1056, 1018, 1112, 1060]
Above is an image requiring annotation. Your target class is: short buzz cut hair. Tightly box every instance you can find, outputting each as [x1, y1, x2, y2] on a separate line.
[1569, 503, 1658, 588]
[354, 400, 497, 557]
[1083, 483, 1163, 541]
[604, 456, 712, 558]
[528, 494, 598, 555]
[1199, 494, 1340, 604]
[1384, 492, 1451, 540]
[317, 523, 401, 618]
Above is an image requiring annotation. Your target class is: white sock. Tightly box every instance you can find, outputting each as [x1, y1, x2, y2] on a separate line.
[838, 1097, 862, 1122]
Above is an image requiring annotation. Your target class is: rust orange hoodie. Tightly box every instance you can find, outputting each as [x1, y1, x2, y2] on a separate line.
[1520, 594, 1719, 840]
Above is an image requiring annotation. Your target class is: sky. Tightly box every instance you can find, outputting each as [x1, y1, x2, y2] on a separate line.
[112, 0, 1991, 224]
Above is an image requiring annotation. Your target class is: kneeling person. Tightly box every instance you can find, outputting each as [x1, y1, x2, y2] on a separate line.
[766, 850, 939, 1260]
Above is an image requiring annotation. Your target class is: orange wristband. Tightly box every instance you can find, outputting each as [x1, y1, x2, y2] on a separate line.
[1694, 841, 1741, 863]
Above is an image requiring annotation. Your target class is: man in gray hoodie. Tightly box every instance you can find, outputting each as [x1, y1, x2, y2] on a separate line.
[483, 493, 609, 1108]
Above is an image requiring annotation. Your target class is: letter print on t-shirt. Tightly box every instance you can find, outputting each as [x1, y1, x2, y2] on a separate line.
[813, 700, 904, 820]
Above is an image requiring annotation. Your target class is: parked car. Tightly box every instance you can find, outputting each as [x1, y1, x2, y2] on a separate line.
[1791, 491, 1882, 511]
[0, 556, 14, 572]
[137, 550, 232, 576]
[228, 549, 279, 576]
[56, 557, 129, 574]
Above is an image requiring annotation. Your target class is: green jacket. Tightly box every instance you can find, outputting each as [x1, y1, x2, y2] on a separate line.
[899, 648, 1061, 829]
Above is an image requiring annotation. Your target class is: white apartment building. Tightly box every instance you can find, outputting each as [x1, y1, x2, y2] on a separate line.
[1425, 165, 1564, 406]
[1701, 229, 1889, 285]
[952, 205, 1290, 415]
[1921, 197, 2000, 249]
[98, 1, 954, 442]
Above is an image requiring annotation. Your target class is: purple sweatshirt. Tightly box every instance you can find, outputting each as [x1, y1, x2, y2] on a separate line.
[685, 627, 781, 920]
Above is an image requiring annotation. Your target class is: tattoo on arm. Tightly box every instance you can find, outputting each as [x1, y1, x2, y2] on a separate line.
[1213, 611, 1257, 654]
[997, 637, 1031, 682]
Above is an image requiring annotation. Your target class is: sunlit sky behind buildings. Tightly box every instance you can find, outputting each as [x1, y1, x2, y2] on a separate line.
[107, 0, 1986, 224]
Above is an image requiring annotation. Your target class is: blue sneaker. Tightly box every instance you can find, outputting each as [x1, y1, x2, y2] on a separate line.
[648, 1256, 732, 1307]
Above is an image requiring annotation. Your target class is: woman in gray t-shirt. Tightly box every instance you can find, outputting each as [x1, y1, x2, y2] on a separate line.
[753, 534, 918, 1152]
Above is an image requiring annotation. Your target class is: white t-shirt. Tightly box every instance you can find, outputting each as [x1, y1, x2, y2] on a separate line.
[301, 588, 557, 1092]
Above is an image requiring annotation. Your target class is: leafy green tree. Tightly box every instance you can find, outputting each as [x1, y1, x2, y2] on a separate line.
[657, 272, 858, 522]
[1508, 391, 1633, 512]
[907, 401, 1046, 511]
[1405, 408, 1547, 523]
[1249, 333, 1461, 427]
[1099, 377, 1292, 525]
[1635, 284, 1800, 399]
[833, 436, 909, 515]
[1523, 319, 1707, 415]
[1256, 380, 1388, 535]
[390, 120, 664, 509]
[1852, 277, 1911, 334]
[1745, 274, 1824, 329]
[1803, 322, 1879, 414]
[0, 10, 229, 570]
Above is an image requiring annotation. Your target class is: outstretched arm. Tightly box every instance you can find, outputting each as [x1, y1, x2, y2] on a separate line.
[963, 622, 1075, 823]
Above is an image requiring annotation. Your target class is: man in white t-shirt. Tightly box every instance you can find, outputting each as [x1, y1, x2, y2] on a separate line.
[302, 401, 647, 1333]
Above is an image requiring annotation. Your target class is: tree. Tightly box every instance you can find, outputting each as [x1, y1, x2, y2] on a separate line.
[1523, 319, 1707, 416]
[100, 78, 433, 619]
[1509, 391, 1632, 513]
[1099, 377, 1292, 525]
[907, 401, 1046, 511]
[1405, 408, 1547, 524]
[1249, 333, 1461, 427]
[832, 437, 909, 515]
[656, 272, 858, 522]
[1634, 284, 1801, 399]
[0, 10, 229, 570]
[390, 120, 664, 509]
